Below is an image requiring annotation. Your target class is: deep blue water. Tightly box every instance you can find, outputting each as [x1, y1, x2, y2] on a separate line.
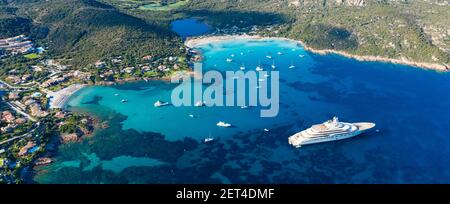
[34, 39, 450, 184]
[170, 18, 212, 39]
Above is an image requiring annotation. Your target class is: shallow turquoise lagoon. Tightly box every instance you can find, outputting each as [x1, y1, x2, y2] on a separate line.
[35, 39, 450, 184]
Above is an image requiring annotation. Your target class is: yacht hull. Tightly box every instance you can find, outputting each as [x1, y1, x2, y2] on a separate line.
[288, 122, 375, 148]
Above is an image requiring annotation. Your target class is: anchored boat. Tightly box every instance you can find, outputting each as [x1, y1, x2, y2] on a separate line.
[288, 117, 375, 148]
[154, 100, 169, 107]
[217, 121, 231, 128]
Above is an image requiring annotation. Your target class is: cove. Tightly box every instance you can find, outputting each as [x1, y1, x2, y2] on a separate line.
[34, 38, 450, 184]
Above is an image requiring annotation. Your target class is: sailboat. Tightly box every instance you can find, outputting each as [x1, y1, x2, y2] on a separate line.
[271, 60, 276, 69]
[204, 137, 214, 143]
[256, 60, 263, 71]
[204, 132, 214, 143]
[289, 60, 296, 69]
[195, 101, 204, 107]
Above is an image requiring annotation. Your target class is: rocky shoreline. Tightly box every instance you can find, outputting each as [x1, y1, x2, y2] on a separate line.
[185, 35, 449, 72]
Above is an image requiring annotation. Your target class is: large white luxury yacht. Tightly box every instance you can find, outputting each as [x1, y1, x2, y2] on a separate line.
[288, 117, 375, 148]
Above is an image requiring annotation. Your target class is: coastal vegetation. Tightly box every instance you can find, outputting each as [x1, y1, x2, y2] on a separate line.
[104, 0, 190, 11]
[1, 0, 186, 70]
[2, 0, 447, 70]
[182, 0, 449, 65]
[0, 0, 449, 183]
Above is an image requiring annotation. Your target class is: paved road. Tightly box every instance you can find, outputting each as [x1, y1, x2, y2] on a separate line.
[6, 101, 37, 122]
[0, 79, 15, 90]
[0, 79, 32, 90]
[0, 123, 40, 146]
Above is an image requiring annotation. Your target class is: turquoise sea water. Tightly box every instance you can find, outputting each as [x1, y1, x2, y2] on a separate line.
[34, 39, 450, 184]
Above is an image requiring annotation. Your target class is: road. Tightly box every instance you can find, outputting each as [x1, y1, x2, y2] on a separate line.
[6, 101, 37, 122]
[0, 79, 32, 90]
[0, 122, 40, 146]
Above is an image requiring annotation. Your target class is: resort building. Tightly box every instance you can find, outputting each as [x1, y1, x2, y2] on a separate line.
[1, 111, 15, 123]
[0, 35, 34, 54]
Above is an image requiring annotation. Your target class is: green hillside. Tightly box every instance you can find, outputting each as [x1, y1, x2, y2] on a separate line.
[1, 0, 448, 67]
[181, 0, 449, 64]
[1, 0, 184, 67]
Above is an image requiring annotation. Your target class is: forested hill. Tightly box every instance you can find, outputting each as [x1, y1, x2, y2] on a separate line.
[185, 0, 449, 65]
[1, 0, 448, 67]
[0, 0, 184, 67]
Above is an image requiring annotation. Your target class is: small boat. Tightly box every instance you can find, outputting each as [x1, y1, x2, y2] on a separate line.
[240, 52, 244, 55]
[121, 99, 128, 103]
[217, 121, 231, 127]
[189, 114, 195, 118]
[271, 60, 276, 69]
[277, 52, 283, 55]
[230, 54, 235, 57]
[154, 100, 169, 107]
[264, 128, 269, 132]
[266, 55, 272, 59]
[264, 74, 270, 77]
[204, 137, 214, 143]
[259, 78, 265, 82]
[240, 64, 246, 70]
[226, 58, 233, 62]
[241, 105, 248, 109]
[299, 54, 305, 58]
[195, 101, 204, 107]
[289, 65, 296, 69]
[256, 66, 263, 71]
[291, 49, 296, 51]
[114, 93, 120, 96]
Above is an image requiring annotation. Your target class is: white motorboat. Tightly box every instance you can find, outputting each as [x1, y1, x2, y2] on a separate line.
[154, 100, 169, 107]
[217, 121, 232, 127]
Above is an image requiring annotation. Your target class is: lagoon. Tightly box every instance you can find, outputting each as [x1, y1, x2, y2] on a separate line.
[34, 38, 450, 184]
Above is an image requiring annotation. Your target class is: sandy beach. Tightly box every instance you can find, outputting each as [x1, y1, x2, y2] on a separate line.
[185, 35, 449, 72]
[47, 84, 87, 109]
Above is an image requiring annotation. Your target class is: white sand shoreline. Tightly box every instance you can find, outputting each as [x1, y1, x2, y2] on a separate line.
[47, 84, 87, 109]
[185, 35, 449, 72]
